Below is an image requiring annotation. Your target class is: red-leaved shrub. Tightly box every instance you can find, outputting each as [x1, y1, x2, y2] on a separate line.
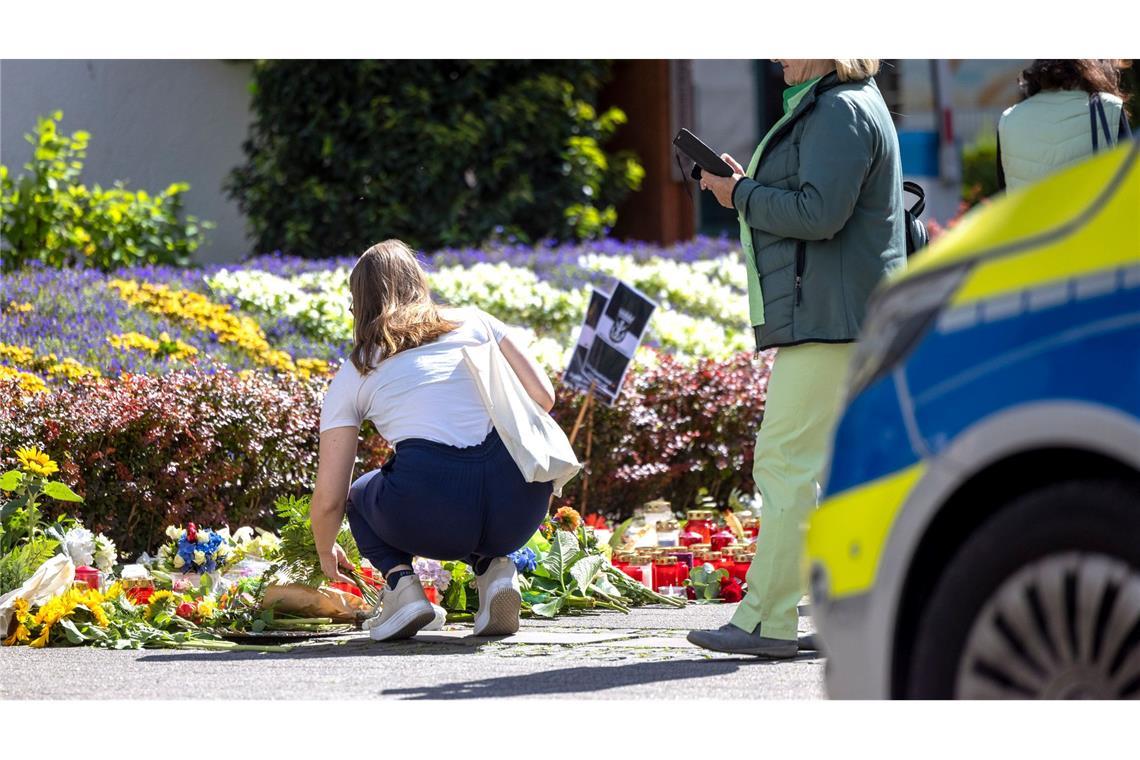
[2, 351, 773, 553]
[549, 350, 772, 518]
[0, 370, 324, 554]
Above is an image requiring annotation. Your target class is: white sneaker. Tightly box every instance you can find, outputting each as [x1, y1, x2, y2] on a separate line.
[421, 603, 447, 631]
[363, 574, 435, 642]
[473, 557, 521, 637]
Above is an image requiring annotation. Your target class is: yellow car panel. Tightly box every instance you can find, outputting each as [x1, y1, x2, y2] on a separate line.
[806, 463, 926, 598]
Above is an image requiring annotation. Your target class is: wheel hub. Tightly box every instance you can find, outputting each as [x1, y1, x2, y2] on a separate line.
[956, 552, 1140, 699]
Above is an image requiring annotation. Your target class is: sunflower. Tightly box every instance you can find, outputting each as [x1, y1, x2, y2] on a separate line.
[3, 622, 31, 646]
[14, 446, 58, 477]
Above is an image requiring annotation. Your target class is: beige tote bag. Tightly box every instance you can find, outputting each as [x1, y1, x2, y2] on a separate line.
[461, 339, 581, 496]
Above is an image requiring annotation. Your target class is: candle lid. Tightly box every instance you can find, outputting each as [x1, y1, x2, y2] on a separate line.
[656, 520, 679, 531]
[654, 556, 678, 565]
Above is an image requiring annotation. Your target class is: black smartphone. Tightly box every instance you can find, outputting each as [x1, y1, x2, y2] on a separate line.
[673, 128, 734, 179]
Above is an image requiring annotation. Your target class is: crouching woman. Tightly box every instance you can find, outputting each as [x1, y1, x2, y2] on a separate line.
[309, 239, 556, 641]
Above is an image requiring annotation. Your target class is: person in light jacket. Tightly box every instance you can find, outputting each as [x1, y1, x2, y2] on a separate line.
[998, 59, 1132, 192]
[690, 59, 905, 658]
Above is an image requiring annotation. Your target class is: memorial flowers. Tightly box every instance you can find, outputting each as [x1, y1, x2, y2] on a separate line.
[161, 523, 232, 574]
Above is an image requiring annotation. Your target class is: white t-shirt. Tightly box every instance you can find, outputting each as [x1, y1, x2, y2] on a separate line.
[319, 307, 511, 448]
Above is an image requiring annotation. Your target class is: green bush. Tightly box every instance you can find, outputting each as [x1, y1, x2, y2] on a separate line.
[960, 128, 1000, 207]
[226, 61, 645, 258]
[0, 112, 210, 272]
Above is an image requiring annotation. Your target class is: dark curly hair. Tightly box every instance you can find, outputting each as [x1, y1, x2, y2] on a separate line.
[1019, 59, 1125, 99]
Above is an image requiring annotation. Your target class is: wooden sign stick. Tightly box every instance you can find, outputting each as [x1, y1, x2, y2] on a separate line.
[568, 381, 596, 448]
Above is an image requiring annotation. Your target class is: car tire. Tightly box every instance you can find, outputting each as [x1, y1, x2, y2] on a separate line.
[905, 478, 1140, 699]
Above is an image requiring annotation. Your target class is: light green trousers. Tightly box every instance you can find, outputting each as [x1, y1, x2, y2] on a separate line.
[730, 342, 854, 640]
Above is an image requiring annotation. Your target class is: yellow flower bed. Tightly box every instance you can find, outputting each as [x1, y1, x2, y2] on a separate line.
[0, 343, 102, 383]
[107, 331, 199, 362]
[0, 364, 48, 394]
[107, 280, 328, 379]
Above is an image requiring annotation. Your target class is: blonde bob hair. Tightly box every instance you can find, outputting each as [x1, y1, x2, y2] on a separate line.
[348, 239, 459, 374]
[834, 59, 881, 82]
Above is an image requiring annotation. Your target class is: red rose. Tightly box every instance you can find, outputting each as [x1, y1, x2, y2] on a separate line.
[719, 580, 744, 604]
[186, 522, 197, 542]
[176, 602, 195, 618]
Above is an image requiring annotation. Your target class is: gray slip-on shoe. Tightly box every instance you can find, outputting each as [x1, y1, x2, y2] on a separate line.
[687, 622, 798, 659]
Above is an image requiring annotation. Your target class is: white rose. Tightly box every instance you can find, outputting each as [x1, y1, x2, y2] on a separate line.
[165, 525, 182, 540]
[196, 532, 210, 545]
[63, 527, 96, 567]
[173, 554, 185, 568]
[192, 550, 206, 566]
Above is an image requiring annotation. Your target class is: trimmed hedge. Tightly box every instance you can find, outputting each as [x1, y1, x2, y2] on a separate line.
[226, 60, 645, 257]
[2, 351, 771, 554]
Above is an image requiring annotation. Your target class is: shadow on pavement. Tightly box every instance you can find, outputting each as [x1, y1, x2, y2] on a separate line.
[135, 636, 485, 662]
[381, 657, 780, 699]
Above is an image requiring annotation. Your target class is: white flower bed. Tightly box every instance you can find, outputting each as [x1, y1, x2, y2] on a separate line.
[205, 253, 754, 368]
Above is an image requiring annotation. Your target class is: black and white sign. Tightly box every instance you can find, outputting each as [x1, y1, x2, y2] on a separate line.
[563, 280, 656, 405]
[562, 288, 608, 393]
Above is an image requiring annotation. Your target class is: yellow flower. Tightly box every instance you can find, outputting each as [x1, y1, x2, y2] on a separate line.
[145, 590, 174, 620]
[0, 366, 46, 394]
[3, 623, 31, 646]
[15, 447, 59, 477]
[29, 625, 51, 648]
[0, 343, 35, 364]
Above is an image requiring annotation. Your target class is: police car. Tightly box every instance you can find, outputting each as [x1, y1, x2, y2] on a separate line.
[806, 140, 1140, 699]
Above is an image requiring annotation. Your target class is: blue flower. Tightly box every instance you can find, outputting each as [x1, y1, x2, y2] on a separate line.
[508, 547, 537, 574]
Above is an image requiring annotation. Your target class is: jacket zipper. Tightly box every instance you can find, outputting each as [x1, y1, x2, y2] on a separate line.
[794, 241, 806, 306]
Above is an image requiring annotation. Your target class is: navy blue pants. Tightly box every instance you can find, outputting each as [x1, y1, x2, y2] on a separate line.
[346, 429, 552, 576]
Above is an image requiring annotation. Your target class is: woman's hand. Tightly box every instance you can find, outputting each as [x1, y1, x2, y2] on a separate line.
[700, 170, 743, 209]
[320, 542, 356, 585]
[721, 152, 745, 175]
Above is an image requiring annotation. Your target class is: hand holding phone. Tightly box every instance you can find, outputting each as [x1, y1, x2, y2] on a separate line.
[673, 128, 735, 179]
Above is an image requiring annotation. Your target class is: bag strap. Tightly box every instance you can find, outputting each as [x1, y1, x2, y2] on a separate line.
[1090, 94, 1099, 152]
[903, 180, 926, 217]
[1095, 95, 1114, 147]
[1090, 93, 1115, 152]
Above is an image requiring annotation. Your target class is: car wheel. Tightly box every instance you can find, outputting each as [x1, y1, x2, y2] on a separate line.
[906, 479, 1140, 699]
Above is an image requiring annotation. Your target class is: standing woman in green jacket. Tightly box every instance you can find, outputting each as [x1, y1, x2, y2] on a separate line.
[689, 59, 906, 658]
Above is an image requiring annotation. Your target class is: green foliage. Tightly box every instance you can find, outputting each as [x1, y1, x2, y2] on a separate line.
[685, 563, 728, 601]
[0, 112, 210, 272]
[961, 128, 1000, 207]
[272, 494, 360, 588]
[0, 535, 59, 595]
[226, 61, 644, 257]
[1, 459, 84, 557]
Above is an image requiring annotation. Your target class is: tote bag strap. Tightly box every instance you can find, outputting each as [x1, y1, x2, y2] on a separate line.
[1090, 93, 1115, 152]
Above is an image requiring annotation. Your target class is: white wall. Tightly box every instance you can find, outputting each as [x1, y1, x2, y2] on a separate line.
[0, 59, 254, 263]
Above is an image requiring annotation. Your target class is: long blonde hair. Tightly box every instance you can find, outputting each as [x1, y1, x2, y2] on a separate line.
[834, 59, 881, 82]
[348, 239, 459, 374]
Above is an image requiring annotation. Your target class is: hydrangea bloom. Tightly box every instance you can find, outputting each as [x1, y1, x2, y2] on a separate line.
[507, 547, 538, 574]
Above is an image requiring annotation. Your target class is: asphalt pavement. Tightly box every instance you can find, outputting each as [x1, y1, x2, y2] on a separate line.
[0, 603, 824, 700]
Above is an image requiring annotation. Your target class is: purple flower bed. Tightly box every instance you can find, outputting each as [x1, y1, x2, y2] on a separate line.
[1, 236, 741, 384]
[2, 264, 261, 376]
